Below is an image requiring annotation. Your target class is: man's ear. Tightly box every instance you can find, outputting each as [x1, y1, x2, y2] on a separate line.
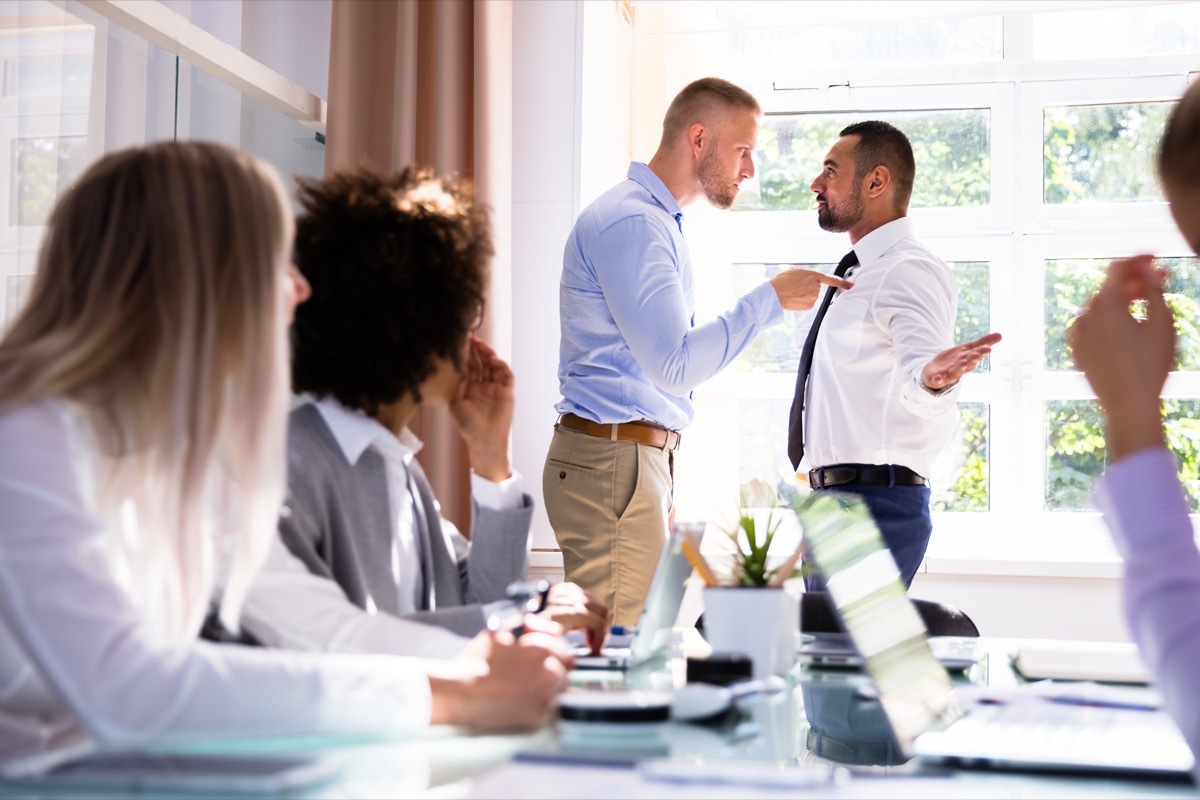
[863, 165, 891, 200]
[688, 122, 708, 159]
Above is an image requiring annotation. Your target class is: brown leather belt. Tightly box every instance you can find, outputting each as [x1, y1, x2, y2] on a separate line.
[558, 413, 680, 451]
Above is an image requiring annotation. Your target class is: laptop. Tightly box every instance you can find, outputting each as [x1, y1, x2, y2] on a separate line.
[792, 491, 1195, 779]
[571, 524, 696, 671]
[798, 633, 982, 672]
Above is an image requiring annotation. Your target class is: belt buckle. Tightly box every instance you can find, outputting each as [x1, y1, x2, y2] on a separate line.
[810, 467, 825, 489]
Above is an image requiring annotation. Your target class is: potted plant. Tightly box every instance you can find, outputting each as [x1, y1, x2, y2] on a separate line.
[723, 478, 805, 588]
[700, 479, 805, 678]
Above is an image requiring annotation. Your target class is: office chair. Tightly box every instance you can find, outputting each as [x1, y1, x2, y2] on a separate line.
[800, 591, 980, 637]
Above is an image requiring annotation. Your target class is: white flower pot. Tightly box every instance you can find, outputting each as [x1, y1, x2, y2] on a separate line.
[702, 582, 801, 679]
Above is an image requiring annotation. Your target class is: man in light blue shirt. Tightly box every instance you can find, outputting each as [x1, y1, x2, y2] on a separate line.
[543, 77, 850, 625]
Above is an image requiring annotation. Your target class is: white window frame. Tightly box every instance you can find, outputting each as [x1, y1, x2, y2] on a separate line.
[661, 9, 1200, 569]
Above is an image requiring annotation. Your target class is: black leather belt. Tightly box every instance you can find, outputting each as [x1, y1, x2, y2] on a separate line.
[808, 463, 928, 489]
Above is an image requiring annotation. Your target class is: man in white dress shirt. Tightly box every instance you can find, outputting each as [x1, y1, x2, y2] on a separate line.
[788, 121, 1001, 588]
[240, 165, 609, 657]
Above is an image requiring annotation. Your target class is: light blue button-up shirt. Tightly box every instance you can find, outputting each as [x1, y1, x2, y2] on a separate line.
[555, 162, 783, 432]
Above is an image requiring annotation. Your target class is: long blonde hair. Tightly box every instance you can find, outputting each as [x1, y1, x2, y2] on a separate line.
[0, 141, 292, 636]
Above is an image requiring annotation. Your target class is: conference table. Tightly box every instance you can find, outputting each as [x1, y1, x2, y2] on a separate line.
[3, 635, 1194, 799]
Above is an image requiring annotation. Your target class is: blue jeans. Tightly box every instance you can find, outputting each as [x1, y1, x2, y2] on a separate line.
[802, 483, 932, 592]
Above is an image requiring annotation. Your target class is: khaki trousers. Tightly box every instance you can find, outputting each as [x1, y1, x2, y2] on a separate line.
[542, 424, 674, 627]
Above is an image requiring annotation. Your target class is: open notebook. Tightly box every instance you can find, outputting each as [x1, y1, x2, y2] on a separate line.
[793, 491, 1194, 779]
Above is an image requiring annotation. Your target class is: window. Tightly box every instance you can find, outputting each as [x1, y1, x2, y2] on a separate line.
[629, 1, 1199, 561]
[12, 136, 87, 226]
[0, 0, 327, 331]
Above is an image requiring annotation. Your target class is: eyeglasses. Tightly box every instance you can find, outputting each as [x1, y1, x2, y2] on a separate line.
[469, 300, 486, 332]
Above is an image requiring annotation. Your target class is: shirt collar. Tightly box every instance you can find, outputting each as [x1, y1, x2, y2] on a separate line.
[627, 162, 683, 224]
[311, 396, 424, 465]
[852, 217, 914, 267]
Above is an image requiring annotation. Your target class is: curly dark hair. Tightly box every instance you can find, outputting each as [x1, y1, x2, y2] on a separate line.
[291, 165, 491, 415]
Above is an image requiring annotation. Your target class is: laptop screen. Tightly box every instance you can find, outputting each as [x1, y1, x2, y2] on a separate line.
[627, 522, 700, 664]
[791, 491, 963, 750]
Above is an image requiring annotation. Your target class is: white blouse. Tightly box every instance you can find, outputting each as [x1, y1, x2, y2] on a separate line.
[0, 399, 433, 769]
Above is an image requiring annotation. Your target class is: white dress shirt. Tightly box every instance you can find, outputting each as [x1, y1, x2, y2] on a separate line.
[239, 398, 522, 659]
[0, 398, 435, 767]
[802, 217, 960, 479]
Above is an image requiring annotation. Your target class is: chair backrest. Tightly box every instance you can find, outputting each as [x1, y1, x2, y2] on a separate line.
[800, 591, 980, 637]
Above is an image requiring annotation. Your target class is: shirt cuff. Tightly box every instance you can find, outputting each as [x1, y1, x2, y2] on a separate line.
[471, 470, 523, 510]
[1094, 447, 1192, 562]
[748, 281, 785, 326]
[899, 370, 959, 416]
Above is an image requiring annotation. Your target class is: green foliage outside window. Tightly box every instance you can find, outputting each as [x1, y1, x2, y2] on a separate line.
[1045, 257, 1200, 372]
[735, 110, 990, 212]
[14, 137, 87, 227]
[1043, 103, 1172, 204]
[1046, 400, 1200, 513]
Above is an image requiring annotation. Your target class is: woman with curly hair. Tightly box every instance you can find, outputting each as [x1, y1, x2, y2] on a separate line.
[239, 165, 608, 658]
[0, 143, 569, 768]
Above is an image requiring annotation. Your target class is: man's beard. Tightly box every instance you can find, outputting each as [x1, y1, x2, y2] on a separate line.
[817, 186, 864, 232]
[698, 148, 737, 210]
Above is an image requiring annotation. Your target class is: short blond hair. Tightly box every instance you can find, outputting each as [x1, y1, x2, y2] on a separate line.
[659, 77, 760, 150]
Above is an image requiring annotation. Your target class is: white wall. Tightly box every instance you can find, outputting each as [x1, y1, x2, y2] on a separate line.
[512, 0, 634, 556]
[912, 571, 1128, 642]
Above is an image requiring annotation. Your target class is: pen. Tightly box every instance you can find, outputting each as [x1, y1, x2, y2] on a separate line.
[638, 759, 833, 789]
[487, 580, 552, 637]
[1046, 695, 1159, 712]
[513, 750, 638, 770]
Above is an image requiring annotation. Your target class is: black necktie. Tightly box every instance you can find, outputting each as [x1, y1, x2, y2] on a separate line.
[787, 250, 858, 470]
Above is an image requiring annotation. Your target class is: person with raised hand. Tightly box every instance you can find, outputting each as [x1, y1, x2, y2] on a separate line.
[1068, 79, 1200, 782]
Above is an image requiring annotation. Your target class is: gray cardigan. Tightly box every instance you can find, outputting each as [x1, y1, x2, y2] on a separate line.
[277, 404, 533, 637]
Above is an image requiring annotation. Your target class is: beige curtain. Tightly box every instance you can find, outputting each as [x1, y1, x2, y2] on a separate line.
[324, 0, 513, 532]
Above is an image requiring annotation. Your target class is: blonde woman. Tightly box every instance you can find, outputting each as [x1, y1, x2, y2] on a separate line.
[0, 142, 568, 768]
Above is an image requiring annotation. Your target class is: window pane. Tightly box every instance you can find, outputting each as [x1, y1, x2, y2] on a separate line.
[1045, 400, 1105, 511]
[1034, 5, 1200, 60]
[4, 274, 33, 330]
[1044, 257, 1200, 371]
[739, 398, 794, 490]
[5, 53, 93, 97]
[740, 110, 990, 212]
[952, 261, 990, 374]
[12, 137, 88, 227]
[932, 402, 989, 512]
[734, 262, 832, 374]
[1043, 103, 1173, 205]
[650, 4, 1002, 73]
[1046, 399, 1200, 512]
